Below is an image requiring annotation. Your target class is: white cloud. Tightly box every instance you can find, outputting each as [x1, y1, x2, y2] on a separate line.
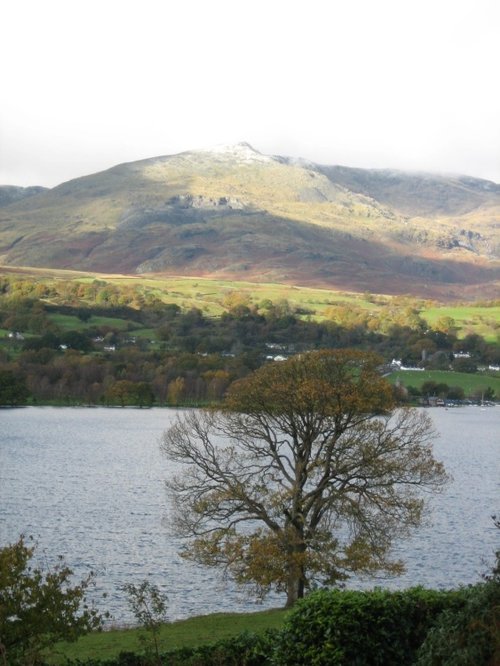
[1, 0, 499, 186]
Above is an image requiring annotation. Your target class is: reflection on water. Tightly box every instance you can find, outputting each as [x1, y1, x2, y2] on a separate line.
[1, 406, 498, 624]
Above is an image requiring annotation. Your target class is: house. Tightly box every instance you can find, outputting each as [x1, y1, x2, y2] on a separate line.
[390, 359, 424, 371]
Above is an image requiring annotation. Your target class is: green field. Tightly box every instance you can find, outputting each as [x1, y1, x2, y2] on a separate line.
[388, 369, 500, 395]
[47, 313, 133, 331]
[421, 304, 500, 342]
[48, 609, 287, 664]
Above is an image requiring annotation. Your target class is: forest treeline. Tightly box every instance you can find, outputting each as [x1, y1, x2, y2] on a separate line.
[0, 275, 499, 406]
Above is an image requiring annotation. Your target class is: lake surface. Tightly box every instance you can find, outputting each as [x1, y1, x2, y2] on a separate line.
[1, 406, 499, 624]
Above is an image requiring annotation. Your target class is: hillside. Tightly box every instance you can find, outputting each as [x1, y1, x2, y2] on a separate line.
[0, 143, 498, 298]
[0, 185, 48, 207]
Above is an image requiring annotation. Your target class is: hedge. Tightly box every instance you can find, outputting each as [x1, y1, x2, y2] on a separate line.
[272, 587, 468, 666]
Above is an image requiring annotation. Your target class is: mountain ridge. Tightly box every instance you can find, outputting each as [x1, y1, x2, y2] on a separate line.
[0, 144, 498, 299]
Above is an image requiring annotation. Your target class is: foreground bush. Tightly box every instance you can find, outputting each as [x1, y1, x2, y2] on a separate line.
[0, 535, 103, 665]
[416, 542, 500, 666]
[272, 587, 468, 666]
[414, 583, 499, 665]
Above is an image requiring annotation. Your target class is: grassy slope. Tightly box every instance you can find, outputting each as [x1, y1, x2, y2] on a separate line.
[421, 305, 500, 342]
[1, 265, 379, 316]
[42, 276, 500, 341]
[48, 609, 287, 663]
[1, 266, 498, 340]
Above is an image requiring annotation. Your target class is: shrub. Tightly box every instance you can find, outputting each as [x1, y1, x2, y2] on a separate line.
[415, 582, 499, 665]
[159, 630, 277, 666]
[416, 526, 500, 666]
[272, 587, 468, 666]
[121, 581, 168, 665]
[0, 535, 103, 665]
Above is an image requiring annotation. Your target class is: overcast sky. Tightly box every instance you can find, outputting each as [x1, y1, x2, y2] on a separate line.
[1, 0, 499, 187]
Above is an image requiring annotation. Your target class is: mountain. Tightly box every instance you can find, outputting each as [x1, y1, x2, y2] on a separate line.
[0, 143, 498, 298]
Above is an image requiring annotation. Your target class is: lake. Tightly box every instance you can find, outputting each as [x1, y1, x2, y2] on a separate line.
[1, 406, 499, 624]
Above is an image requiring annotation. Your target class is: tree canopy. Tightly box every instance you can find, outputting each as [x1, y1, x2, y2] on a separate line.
[161, 350, 448, 607]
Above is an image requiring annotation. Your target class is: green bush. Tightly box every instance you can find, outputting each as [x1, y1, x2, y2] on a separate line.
[162, 630, 277, 665]
[0, 535, 103, 665]
[415, 581, 499, 665]
[272, 587, 468, 666]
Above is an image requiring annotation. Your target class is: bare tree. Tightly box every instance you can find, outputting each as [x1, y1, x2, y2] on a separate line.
[161, 350, 448, 608]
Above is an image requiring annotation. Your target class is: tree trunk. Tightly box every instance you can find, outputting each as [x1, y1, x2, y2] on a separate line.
[285, 572, 305, 608]
[284, 536, 306, 608]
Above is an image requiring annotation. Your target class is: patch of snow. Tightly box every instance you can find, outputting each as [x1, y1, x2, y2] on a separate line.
[196, 142, 273, 164]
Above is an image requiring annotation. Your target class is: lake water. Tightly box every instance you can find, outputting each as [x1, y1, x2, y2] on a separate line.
[1, 406, 499, 625]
